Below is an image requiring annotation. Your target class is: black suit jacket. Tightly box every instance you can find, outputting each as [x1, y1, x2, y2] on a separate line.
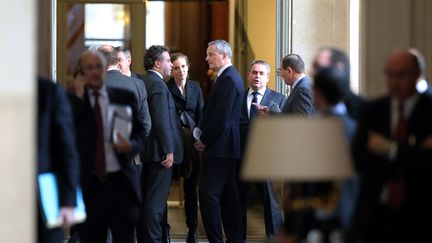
[38, 77, 80, 207]
[352, 92, 432, 240]
[282, 76, 315, 116]
[140, 71, 184, 163]
[106, 70, 152, 137]
[239, 88, 286, 154]
[166, 79, 204, 127]
[200, 65, 244, 159]
[69, 87, 146, 202]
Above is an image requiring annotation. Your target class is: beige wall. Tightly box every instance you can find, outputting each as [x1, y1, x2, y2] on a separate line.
[361, 0, 432, 98]
[233, 0, 350, 91]
[292, 0, 350, 77]
[233, 0, 277, 90]
[0, 0, 35, 242]
[245, 0, 277, 90]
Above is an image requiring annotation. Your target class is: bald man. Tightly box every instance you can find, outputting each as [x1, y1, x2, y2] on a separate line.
[351, 49, 432, 243]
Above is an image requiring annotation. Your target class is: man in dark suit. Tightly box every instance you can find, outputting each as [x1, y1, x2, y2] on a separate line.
[311, 47, 364, 120]
[137, 45, 184, 243]
[351, 48, 432, 242]
[37, 77, 80, 243]
[238, 60, 285, 241]
[257, 54, 314, 117]
[194, 39, 243, 243]
[69, 50, 146, 243]
[279, 54, 315, 115]
[255, 54, 315, 240]
[100, 46, 151, 138]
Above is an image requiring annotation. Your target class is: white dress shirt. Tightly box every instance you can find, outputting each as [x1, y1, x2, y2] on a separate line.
[215, 63, 232, 83]
[247, 87, 266, 118]
[88, 85, 122, 173]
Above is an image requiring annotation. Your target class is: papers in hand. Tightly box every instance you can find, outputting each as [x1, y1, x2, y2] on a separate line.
[108, 104, 133, 144]
[38, 172, 86, 229]
[268, 101, 281, 113]
[193, 127, 202, 141]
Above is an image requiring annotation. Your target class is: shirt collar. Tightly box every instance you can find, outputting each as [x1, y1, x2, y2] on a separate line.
[149, 69, 164, 80]
[89, 84, 108, 98]
[216, 63, 232, 78]
[391, 93, 420, 117]
[248, 87, 266, 97]
[292, 73, 306, 88]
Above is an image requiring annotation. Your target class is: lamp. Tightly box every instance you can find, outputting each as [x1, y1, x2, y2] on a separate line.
[241, 116, 355, 241]
[241, 116, 354, 181]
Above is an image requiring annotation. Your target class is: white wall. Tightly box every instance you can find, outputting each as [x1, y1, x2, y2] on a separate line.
[0, 0, 35, 242]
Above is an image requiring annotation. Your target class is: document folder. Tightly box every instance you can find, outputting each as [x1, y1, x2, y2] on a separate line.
[38, 172, 86, 229]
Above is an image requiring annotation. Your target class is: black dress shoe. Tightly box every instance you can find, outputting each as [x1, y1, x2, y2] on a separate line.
[162, 226, 171, 243]
[186, 230, 198, 243]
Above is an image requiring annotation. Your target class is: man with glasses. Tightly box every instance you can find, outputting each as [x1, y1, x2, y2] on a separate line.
[351, 48, 432, 242]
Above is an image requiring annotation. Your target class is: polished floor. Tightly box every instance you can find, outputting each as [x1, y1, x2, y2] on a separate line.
[65, 180, 273, 243]
[167, 179, 271, 243]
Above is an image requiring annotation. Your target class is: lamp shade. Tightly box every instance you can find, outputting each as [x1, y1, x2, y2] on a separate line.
[241, 116, 354, 181]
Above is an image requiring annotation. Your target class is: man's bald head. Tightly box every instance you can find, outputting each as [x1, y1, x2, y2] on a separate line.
[384, 49, 421, 101]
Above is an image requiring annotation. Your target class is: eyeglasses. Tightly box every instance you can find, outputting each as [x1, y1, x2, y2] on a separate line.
[383, 68, 416, 79]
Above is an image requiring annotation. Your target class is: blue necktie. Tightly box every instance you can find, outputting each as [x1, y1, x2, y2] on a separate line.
[250, 91, 259, 119]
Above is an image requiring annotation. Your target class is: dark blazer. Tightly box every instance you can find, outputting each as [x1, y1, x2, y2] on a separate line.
[166, 79, 204, 127]
[343, 90, 364, 121]
[239, 88, 286, 154]
[351, 92, 432, 241]
[38, 77, 80, 207]
[282, 76, 315, 116]
[140, 71, 184, 163]
[106, 69, 151, 137]
[200, 65, 244, 159]
[68, 87, 146, 202]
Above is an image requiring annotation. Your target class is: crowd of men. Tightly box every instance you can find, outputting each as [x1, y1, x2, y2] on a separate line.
[37, 40, 432, 243]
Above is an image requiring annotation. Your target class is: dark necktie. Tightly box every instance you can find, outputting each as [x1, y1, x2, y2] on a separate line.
[93, 91, 106, 176]
[250, 91, 259, 119]
[395, 102, 407, 144]
[386, 102, 407, 209]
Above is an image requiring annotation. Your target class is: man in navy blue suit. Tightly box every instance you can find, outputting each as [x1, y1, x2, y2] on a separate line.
[238, 60, 285, 241]
[137, 45, 184, 243]
[194, 40, 243, 243]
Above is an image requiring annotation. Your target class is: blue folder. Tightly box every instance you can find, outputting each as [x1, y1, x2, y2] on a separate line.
[38, 172, 86, 229]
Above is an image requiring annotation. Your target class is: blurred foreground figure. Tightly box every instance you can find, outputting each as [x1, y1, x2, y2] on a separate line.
[351, 48, 432, 243]
[37, 77, 80, 243]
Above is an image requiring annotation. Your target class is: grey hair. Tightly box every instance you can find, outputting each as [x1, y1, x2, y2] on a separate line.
[115, 46, 132, 59]
[208, 40, 232, 59]
[77, 50, 107, 71]
[249, 60, 271, 73]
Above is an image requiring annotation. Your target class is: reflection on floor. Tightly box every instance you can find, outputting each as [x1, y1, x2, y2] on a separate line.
[168, 179, 270, 242]
[168, 205, 268, 242]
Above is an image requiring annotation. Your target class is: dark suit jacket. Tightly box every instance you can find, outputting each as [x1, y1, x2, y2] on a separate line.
[140, 71, 184, 163]
[282, 76, 315, 116]
[352, 92, 432, 241]
[239, 88, 286, 154]
[38, 77, 80, 207]
[68, 87, 146, 202]
[343, 90, 364, 121]
[166, 79, 204, 127]
[106, 69, 151, 137]
[200, 65, 244, 159]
